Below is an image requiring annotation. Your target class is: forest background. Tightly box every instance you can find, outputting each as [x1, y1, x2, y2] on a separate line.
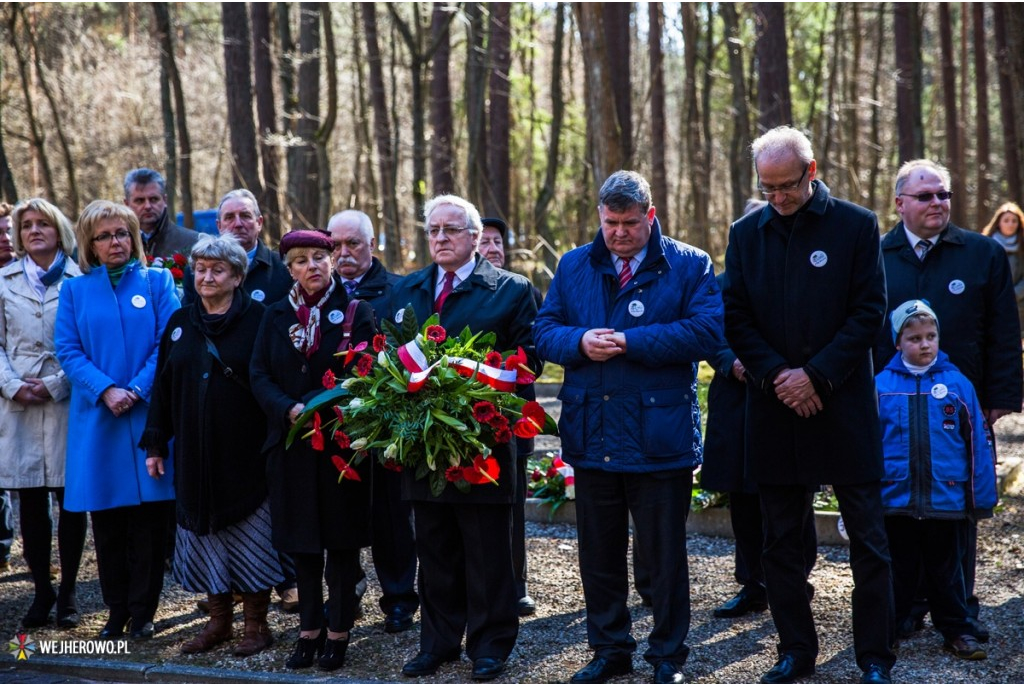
[4, 2, 1024, 288]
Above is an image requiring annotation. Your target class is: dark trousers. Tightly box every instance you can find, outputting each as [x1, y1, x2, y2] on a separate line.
[16, 488, 86, 607]
[0, 489, 13, 562]
[886, 516, 972, 640]
[294, 549, 362, 633]
[413, 500, 519, 661]
[760, 483, 895, 671]
[576, 468, 693, 666]
[370, 463, 419, 614]
[91, 500, 172, 626]
[729, 491, 817, 598]
[512, 449, 530, 599]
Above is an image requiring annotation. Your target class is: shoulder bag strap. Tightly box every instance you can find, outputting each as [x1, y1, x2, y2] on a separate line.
[203, 333, 251, 392]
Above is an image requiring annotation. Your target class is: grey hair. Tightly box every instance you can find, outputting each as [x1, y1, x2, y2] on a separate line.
[189, 233, 249, 279]
[751, 126, 814, 166]
[894, 159, 952, 197]
[217, 189, 262, 219]
[423, 194, 482, 234]
[328, 209, 374, 243]
[598, 171, 652, 213]
[123, 168, 166, 197]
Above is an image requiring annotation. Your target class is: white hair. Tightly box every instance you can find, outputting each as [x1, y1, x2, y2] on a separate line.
[751, 126, 814, 166]
[423, 194, 482, 234]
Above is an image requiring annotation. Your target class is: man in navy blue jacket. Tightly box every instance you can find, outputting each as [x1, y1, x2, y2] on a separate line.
[534, 171, 723, 685]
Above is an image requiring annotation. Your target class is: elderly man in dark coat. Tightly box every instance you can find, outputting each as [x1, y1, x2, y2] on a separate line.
[724, 126, 895, 685]
[389, 194, 539, 682]
[874, 159, 1023, 641]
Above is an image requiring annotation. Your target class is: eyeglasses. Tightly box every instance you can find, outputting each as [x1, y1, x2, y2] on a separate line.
[898, 191, 954, 203]
[92, 229, 131, 244]
[426, 225, 470, 240]
[757, 164, 809, 197]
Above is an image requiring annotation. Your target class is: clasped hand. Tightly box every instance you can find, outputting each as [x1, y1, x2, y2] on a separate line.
[774, 367, 823, 418]
[581, 328, 627, 362]
[102, 386, 140, 417]
[13, 378, 52, 406]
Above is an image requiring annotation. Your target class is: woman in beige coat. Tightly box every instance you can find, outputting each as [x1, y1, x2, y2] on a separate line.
[0, 198, 86, 629]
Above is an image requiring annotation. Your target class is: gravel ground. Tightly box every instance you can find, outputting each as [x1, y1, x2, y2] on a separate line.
[2, 416, 1023, 683]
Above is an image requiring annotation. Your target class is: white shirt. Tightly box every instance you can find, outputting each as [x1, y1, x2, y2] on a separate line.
[903, 226, 938, 255]
[611, 245, 649, 280]
[434, 259, 477, 299]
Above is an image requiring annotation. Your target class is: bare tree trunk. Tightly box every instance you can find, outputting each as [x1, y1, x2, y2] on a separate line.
[721, 2, 751, 220]
[533, 2, 566, 282]
[429, 4, 454, 195]
[8, 6, 55, 202]
[894, 2, 924, 162]
[486, 2, 512, 219]
[974, 3, 991, 225]
[754, 3, 792, 131]
[846, 4, 862, 201]
[575, 3, 626, 188]
[291, 2, 321, 228]
[153, 2, 176, 221]
[315, 2, 337, 228]
[154, 2, 192, 226]
[994, 4, 1022, 203]
[0, 45, 18, 201]
[649, 3, 667, 217]
[867, 6, 885, 212]
[1003, 4, 1024, 203]
[278, 2, 299, 232]
[939, 4, 966, 226]
[251, 2, 281, 237]
[465, 2, 488, 206]
[818, 5, 843, 183]
[222, 3, 263, 201]
[603, 2, 632, 164]
[362, 3, 401, 268]
[681, 2, 708, 249]
[351, 4, 378, 217]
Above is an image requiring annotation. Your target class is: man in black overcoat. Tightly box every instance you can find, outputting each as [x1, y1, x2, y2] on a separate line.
[389, 195, 539, 681]
[723, 126, 895, 685]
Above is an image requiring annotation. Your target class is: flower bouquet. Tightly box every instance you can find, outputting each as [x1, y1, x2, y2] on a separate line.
[286, 305, 557, 497]
[147, 252, 187, 297]
[527, 451, 575, 520]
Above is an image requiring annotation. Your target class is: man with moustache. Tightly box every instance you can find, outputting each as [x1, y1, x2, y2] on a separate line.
[123, 168, 199, 258]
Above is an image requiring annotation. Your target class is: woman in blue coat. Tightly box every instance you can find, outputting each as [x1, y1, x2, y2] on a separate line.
[54, 200, 179, 640]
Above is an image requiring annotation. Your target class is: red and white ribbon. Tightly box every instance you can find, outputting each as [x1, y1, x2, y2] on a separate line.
[396, 339, 517, 393]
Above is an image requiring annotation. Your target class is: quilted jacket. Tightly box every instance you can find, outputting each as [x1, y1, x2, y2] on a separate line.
[876, 350, 996, 520]
[533, 217, 723, 472]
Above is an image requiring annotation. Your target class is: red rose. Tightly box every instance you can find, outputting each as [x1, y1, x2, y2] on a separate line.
[463, 454, 501, 485]
[311, 413, 324, 451]
[170, 267, 184, 280]
[472, 401, 497, 423]
[484, 351, 504, 368]
[322, 369, 336, 389]
[445, 465, 464, 482]
[172, 253, 187, 267]
[531, 469, 543, 482]
[426, 325, 447, 343]
[494, 426, 512, 444]
[372, 334, 387, 353]
[334, 430, 351, 449]
[356, 355, 373, 377]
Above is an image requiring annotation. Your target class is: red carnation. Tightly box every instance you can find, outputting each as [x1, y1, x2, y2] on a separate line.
[426, 325, 447, 343]
[372, 334, 387, 353]
[472, 401, 498, 423]
[311, 412, 324, 451]
[488, 414, 509, 430]
[445, 465, 464, 482]
[322, 369, 336, 389]
[494, 426, 512, 444]
[484, 351, 504, 368]
[356, 355, 373, 377]
[333, 405, 344, 422]
[334, 430, 351, 450]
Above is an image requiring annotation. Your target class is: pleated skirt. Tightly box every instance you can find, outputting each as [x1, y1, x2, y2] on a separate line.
[172, 499, 285, 594]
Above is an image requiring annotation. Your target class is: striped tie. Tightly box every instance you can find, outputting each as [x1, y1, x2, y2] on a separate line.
[618, 259, 633, 289]
[916, 240, 931, 261]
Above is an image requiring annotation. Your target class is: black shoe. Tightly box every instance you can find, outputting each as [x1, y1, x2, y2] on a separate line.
[56, 590, 79, 629]
[896, 615, 925, 639]
[518, 595, 537, 617]
[653, 661, 685, 684]
[402, 651, 460, 677]
[760, 654, 815, 684]
[286, 632, 326, 669]
[967, 617, 990, 643]
[860, 664, 892, 684]
[97, 612, 129, 639]
[570, 656, 634, 684]
[384, 606, 415, 633]
[472, 657, 506, 681]
[318, 636, 349, 671]
[21, 587, 57, 629]
[713, 588, 768, 618]
[129, 621, 155, 640]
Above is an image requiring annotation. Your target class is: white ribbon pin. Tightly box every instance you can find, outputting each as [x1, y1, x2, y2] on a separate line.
[251, 289, 266, 302]
[948, 280, 965, 295]
[931, 383, 948, 400]
[328, 310, 344, 325]
[131, 295, 146, 308]
[810, 251, 828, 268]
[170, 327, 182, 342]
[628, 300, 645, 317]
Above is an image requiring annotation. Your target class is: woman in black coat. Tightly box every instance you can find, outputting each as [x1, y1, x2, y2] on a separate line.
[250, 230, 376, 672]
[141, 234, 282, 657]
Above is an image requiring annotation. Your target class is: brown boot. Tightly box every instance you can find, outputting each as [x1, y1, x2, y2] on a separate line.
[181, 593, 234, 654]
[234, 590, 273, 656]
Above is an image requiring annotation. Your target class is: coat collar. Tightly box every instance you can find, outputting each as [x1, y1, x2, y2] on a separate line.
[756, 180, 831, 230]
[589, 215, 668, 275]
[408, 254, 500, 293]
[1, 254, 81, 302]
[883, 221, 967, 251]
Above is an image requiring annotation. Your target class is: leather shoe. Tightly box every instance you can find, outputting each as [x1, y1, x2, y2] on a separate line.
[944, 634, 987, 660]
[713, 588, 768, 618]
[130, 621, 155, 640]
[402, 651, 460, 677]
[653, 661, 685, 684]
[967, 617, 990, 643]
[472, 657, 506, 681]
[570, 656, 634, 684]
[860, 664, 892, 683]
[518, 595, 537, 616]
[278, 587, 299, 613]
[384, 606, 415, 633]
[760, 654, 815, 684]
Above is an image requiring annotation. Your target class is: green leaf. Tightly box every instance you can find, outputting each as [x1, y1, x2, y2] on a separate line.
[285, 387, 350, 448]
[401, 306, 420, 342]
[429, 470, 446, 497]
[429, 407, 467, 430]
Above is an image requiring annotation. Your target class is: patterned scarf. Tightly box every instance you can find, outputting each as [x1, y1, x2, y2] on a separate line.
[287, 277, 336, 357]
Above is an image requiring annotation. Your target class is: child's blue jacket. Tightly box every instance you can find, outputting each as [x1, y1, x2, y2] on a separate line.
[876, 350, 996, 519]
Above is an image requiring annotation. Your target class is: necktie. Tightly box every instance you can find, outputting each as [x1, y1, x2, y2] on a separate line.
[434, 271, 455, 313]
[618, 259, 633, 289]
[916, 240, 931, 261]
[344, 280, 358, 295]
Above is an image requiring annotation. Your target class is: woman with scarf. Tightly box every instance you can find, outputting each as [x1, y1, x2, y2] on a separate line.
[0, 199, 86, 629]
[55, 200, 179, 640]
[981, 201, 1024, 327]
[250, 230, 376, 671]
[140, 234, 282, 656]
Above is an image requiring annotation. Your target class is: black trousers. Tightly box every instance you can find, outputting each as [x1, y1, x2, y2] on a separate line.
[91, 500, 173, 626]
[512, 449, 530, 599]
[886, 516, 973, 640]
[16, 488, 86, 605]
[576, 468, 693, 666]
[413, 500, 519, 661]
[760, 483, 895, 671]
[369, 463, 419, 614]
[294, 549, 362, 633]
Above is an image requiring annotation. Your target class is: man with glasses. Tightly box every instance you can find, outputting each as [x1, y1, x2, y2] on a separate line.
[875, 159, 1022, 644]
[390, 195, 539, 681]
[724, 126, 895, 684]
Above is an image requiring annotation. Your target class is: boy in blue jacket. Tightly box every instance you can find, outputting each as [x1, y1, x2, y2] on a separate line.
[876, 299, 997, 661]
